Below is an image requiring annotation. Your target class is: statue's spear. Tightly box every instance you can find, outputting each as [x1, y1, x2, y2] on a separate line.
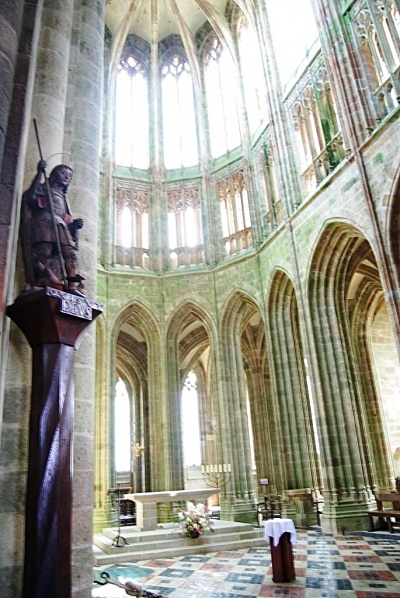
[33, 118, 68, 291]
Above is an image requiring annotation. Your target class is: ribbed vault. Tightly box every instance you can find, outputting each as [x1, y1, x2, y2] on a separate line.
[105, 0, 255, 69]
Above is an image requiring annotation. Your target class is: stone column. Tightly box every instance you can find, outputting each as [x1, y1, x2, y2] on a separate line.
[25, 0, 75, 172]
[0, 0, 24, 172]
[219, 304, 257, 523]
[62, 2, 104, 596]
[23, 1, 104, 594]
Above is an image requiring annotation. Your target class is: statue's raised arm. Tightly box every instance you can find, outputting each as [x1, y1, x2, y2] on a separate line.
[21, 160, 85, 296]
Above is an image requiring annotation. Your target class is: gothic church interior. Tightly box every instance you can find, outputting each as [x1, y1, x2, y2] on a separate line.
[0, 0, 400, 596]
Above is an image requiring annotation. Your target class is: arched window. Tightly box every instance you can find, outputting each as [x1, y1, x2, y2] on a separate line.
[267, 0, 319, 84]
[114, 378, 131, 472]
[161, 54, 198, 169]
[204, 37, 241, 158]
[182, 371, 201, 466]
[237, 16, 268, 132]
[115, 54, 150, 169]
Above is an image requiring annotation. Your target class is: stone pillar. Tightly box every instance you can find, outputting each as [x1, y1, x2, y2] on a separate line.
[22, 1, 104, 595]
[25, 0, 75, 171]
[6, 288, 102, 598]
[219, 308, 257, 523]
[61, 2, 104, 595]
[0, 0, 24, 172]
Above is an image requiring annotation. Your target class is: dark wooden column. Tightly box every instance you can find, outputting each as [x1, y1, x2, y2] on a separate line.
[7, 287, 103, 598]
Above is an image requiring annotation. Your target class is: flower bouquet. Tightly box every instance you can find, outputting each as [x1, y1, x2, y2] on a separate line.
[173, 502, 215, 538]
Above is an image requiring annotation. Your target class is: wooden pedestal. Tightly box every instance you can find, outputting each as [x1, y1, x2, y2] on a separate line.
[269, 532, 295, 582]
[7, 288, 102, 598]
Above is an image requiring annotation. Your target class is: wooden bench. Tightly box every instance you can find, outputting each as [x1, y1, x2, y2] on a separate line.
[368, 492, 400, 533]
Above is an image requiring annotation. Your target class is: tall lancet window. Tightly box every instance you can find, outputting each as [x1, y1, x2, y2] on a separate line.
[267, 0, 318, 85]
[161, 54, 198, 169]
[204, 37, 241, 158]
[182, 371, 201, 466]
[115, 54, 150, 169]
[237, 16, 268, 132]
[114, 378, 131, 473]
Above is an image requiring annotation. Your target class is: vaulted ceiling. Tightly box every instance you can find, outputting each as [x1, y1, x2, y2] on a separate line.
[106, 0, 228, 43]
[105, 0, 254, 69]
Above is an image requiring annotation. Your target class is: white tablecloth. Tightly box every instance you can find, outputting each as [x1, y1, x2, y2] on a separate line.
[263, 518, 297, 547]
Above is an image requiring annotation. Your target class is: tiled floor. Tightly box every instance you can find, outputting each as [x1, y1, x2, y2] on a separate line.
[92, 529, 400, 597]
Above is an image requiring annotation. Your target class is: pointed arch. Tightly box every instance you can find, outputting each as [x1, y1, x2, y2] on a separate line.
[308, 221, 400, 531]
[219, 290, 268, 512]
[165, 300, 218, 489]
[111, 301, 165, 493]
[388, 161, 400, 301]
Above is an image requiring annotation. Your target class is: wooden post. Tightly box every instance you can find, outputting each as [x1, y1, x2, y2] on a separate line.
[7, 288, 102, 598]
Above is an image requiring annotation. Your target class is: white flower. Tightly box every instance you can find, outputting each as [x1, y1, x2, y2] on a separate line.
[173, 502, 214, 537]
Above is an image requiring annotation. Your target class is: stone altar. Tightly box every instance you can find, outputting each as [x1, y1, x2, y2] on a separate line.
[125, 488, 220, 531]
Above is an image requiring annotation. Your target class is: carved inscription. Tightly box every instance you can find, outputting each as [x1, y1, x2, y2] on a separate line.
[46, 287, 103, 321]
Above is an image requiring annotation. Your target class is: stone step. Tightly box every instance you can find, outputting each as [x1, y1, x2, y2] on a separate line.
[93, 520, 266, 566]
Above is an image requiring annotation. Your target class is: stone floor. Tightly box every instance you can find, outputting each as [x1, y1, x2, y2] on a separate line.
[92, 528, 400, 597]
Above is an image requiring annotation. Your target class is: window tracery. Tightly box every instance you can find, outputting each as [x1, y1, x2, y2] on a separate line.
[216, 169, 252, 256]
[352, 0, 400, 119]
[255, 140, 283, 234]
[115, 53, 150, 169]
[286, 57, 345, 197]
[167, 183, 204, 268]
[161, 53, 198, 169]
[115, 180, 150, 269]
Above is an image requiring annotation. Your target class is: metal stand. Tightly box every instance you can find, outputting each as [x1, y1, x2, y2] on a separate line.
[109, 485, 129, 547]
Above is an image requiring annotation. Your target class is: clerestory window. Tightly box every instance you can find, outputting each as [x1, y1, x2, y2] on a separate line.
[115, 54, 150, 169]
[204, 37, 241, 158]
[267, 0, 319, 85]
[161, 54, 198, 169]
[237, 15, 268, 133]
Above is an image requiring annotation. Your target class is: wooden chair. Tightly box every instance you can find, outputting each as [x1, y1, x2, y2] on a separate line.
[118, 498, 136, 526]
[270, 495, 283, 518]
[257, 495, 282, 522]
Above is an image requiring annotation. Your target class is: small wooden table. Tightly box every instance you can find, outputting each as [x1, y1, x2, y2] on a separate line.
[264, 519, 296, 582]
